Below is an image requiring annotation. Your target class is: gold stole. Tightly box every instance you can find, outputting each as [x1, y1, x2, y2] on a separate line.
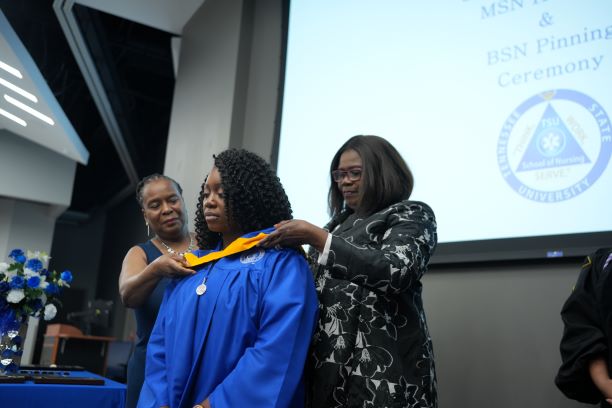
[184, 232, 269, 267]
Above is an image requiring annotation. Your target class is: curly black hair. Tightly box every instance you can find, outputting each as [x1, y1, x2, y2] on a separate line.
[135, 173, 183, 208]
[194, 149, 293, 249]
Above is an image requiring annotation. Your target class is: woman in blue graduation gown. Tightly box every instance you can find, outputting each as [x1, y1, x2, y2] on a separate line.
[138, 149, 318, 408]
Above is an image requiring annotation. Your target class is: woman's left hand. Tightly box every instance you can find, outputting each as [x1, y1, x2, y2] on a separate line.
[258, 219, 328, 252]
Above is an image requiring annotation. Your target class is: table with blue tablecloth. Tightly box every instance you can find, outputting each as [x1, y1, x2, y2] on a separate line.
[0, 369, 126, 408]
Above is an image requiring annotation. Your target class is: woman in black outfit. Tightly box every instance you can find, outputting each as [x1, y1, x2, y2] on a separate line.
[260, 135, 438, 407]
[556, 248, 612, 407]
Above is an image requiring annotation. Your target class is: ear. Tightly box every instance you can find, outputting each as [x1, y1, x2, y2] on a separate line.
[142, 210, 148, 225]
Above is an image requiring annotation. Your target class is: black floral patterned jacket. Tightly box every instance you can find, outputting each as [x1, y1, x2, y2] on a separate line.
[307, 200, 438, 408]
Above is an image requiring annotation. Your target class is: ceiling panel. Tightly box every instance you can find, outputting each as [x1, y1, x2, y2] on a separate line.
[74, 0, 205, 35]
[0, 10, 88, 164]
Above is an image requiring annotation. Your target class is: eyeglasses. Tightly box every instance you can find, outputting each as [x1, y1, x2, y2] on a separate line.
[331, 168, 362, 182]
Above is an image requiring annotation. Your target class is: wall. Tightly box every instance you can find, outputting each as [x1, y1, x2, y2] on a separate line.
[0, 198, 58, 267]
[424, 260, 592, 408]
[233, 0, 283, 163]
[163, 0, 284, 217]
[0, 129, 75, 208]
[163, 0, 246, 216]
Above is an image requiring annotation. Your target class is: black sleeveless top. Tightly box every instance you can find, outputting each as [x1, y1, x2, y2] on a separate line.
[126, 240, 169, 408]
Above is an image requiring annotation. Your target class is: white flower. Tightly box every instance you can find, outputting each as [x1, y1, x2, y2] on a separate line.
[44, 304, 57, 321]
[0, 262, 8, 273]
[39, 293, 48, 305]
[7, 289, 25, 303]
[27, 251, 51, 266]
[2, 268, 16, 279]
[39, 276, 49, 289]
[58, 279, 71, 288]
[24, 267, 38, 277]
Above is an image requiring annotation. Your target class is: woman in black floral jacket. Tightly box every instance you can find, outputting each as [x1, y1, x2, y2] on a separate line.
[260, 135, 438, 408]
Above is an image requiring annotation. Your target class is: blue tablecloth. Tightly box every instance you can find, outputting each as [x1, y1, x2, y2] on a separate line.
[0, 370, 126, 408]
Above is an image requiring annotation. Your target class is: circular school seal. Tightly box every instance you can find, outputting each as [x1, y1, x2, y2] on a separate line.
[497, 89, 611, 202]
[240, 249, 265, 264]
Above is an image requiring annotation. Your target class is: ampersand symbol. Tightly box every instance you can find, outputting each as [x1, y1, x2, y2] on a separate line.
[539, 12, 553, 27]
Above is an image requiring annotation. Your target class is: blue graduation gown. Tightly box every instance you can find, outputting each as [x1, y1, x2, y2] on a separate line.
[137, 236, 318, 408]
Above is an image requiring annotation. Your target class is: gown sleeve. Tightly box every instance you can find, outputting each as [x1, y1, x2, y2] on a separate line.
[324, 201, 436, 295]
[555, 252, 609, 404]
[207, 249, 318, 408]
[139, 284, 171, 407]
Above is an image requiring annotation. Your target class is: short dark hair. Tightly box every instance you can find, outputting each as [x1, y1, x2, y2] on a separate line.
[328, 135, 414, 217]
[135, 173, 184, 208]
[195, 149, 293, 249]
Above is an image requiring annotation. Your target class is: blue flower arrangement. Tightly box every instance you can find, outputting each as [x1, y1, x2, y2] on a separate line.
[0, 249, 73, 373]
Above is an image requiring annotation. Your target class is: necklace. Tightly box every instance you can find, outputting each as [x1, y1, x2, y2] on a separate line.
[158, 235, 196, 257]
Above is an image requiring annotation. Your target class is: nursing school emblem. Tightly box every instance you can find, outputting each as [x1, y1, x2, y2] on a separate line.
[240, 249, 265, 264]
[497, 89, 611, 202]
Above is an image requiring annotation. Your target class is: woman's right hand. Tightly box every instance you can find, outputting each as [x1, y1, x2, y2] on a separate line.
[149, 253, 195, 279]
[119, 246, 195, 308]
[257, 219, 328, 252]
[588, 357, 612, 404]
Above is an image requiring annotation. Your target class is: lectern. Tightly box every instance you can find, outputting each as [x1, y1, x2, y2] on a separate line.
[40, 324, 115, 375]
